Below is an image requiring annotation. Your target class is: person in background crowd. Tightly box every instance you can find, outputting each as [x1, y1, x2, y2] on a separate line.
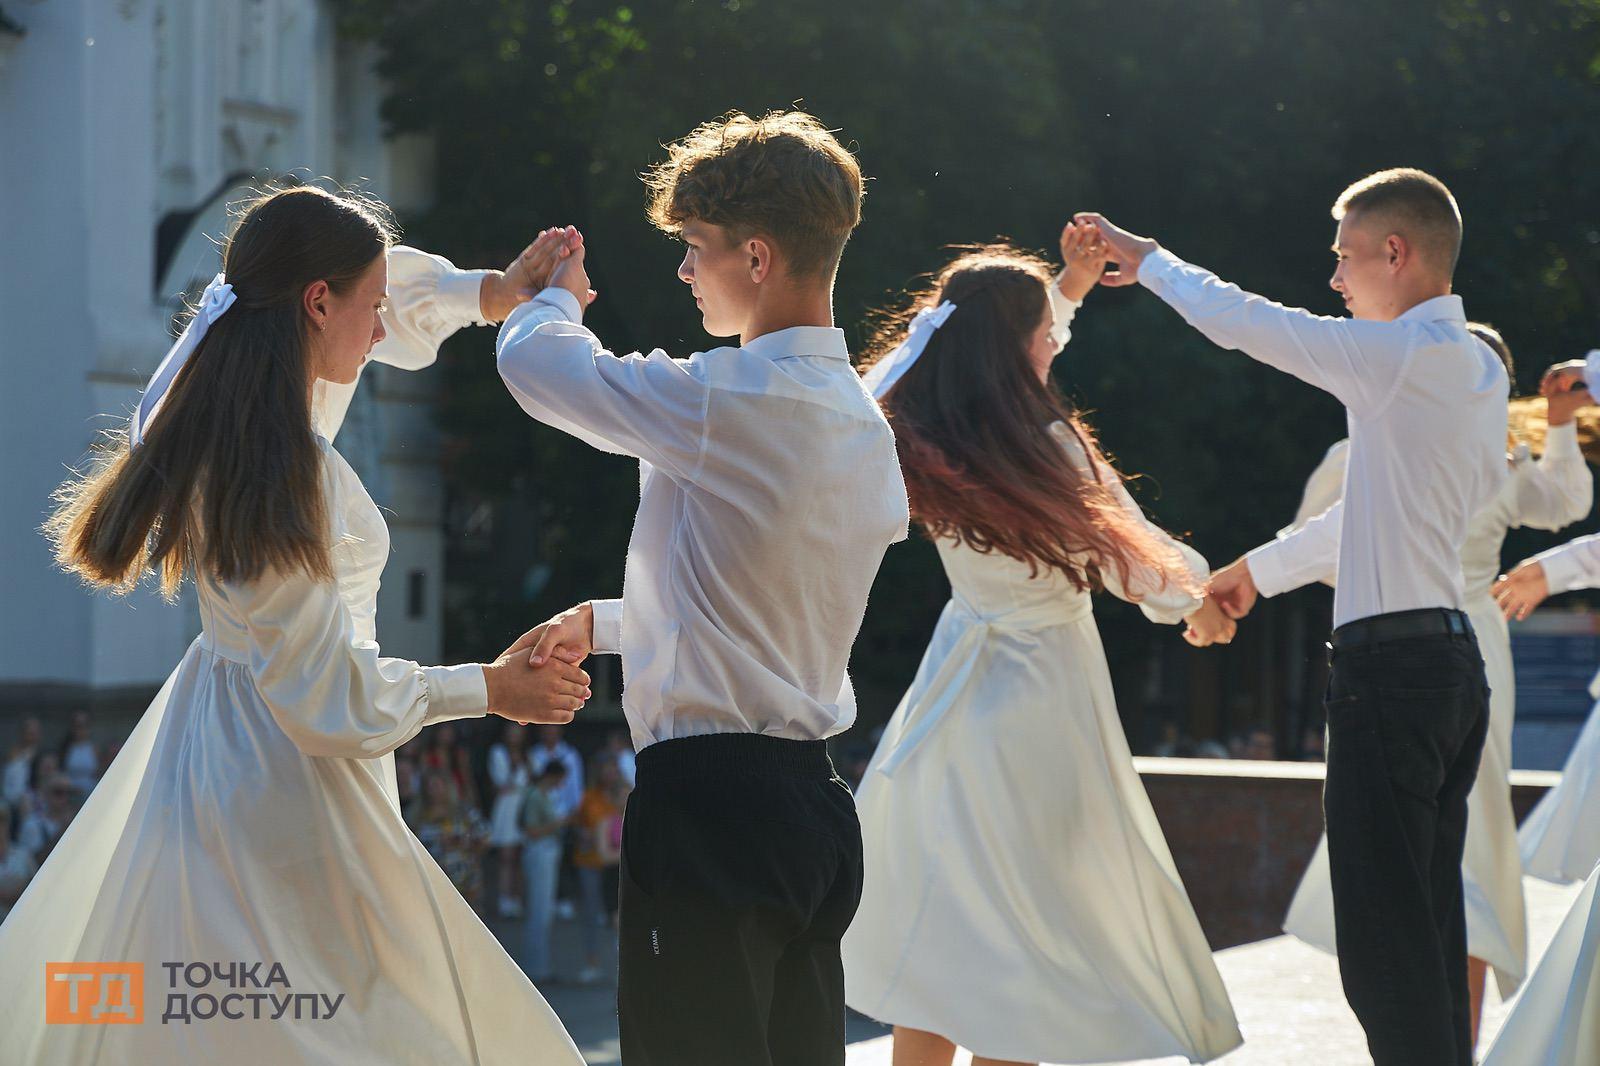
[17, 774, 77, 864]
[521, 761, 570, 983]
[529, 724, 584, 818]
[58, 711, 99, 797]
[1243, 727, 1277, 761]
[0, 805, 37, 925]
[572, 755, 626, 983]
[603, 728, 636, 788]
[412, 768, 489, 912]
[2, 718, 41, 807]
[394, 749, 421, 819]
[488, 722, 533, 918]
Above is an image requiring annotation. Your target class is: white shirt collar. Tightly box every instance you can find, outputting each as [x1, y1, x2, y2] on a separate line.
[1394, 294, 1466, 325]
[742, 325, 850, 362]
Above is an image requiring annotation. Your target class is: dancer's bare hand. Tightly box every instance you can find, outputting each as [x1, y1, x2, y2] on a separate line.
[478, 229, 568, 322]
[1493, 561, 1549, 622]
[484, 653, 590, 725]
[1057, 221, 1111, 302]
[505, 602, 595, 668]
[1073, 213, 1159, 288]
[548, 229, 597, 311]
[1540, 359, 1589, 397]
[1183, 596, 1236, 647]
[1208, 558, 1259, 620]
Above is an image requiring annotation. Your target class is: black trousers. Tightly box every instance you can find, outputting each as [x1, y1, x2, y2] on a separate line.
[1324, 613, 1490, 1066]
[617, 733, 863, 1066]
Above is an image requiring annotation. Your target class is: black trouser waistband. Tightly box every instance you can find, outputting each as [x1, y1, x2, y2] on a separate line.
[1331, 607, 1474, 650]
[635, 732, 835, 780]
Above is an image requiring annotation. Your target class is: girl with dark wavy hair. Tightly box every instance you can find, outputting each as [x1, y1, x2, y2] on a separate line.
[842, 226, 1242, 1066]
[1, 186, 589, 1064]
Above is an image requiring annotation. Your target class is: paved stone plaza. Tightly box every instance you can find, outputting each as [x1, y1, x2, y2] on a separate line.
[515, 875, 1583, 1064]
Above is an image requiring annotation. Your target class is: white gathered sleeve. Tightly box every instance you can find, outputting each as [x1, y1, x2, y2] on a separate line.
[1050, 423, 1205, 624]
[496, 288, 709, 477]
[314, 246, 493, 441]
[227, 564, 487, 759]
[1046, 272, 1083, 351]
[1138, 249, 1410, 416]
[1513, 421, 1593, 529]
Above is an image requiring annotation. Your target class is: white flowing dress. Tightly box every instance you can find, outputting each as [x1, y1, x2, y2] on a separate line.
[1481, 860, 1600, 1065]
[842, 424, 1243, 1064]
[1277, 426, 1592, 997]
[1521, 695, 1600, 884]
[0, 249, 584, 1065]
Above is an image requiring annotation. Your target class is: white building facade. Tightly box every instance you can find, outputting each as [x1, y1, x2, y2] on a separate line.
[0, 0, 447, 721]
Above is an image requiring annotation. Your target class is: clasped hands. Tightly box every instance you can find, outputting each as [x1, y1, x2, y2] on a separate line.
[478, 225, 599, 323]
[482, 602, 597, 725]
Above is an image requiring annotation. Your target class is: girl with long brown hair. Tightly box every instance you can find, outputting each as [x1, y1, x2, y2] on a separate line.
[842, 227, 1242, 1066]
[0, 186, 589, 1064]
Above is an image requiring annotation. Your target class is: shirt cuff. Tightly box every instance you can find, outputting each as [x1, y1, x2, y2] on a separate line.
[1243, 541, 1295, 599]
[1532, 543, 1591, 596]
[1546, 418, 1582, 459]
[423, 663, 489, 724]
[590, 599, 623, 655]
[436, 268, 496, 328]
[1137, 247, 1184, 287]
[1584, 350, 1600, 394]
[534, 286, 584, 324]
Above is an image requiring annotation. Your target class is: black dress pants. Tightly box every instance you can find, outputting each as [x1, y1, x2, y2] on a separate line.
[617, 733, 862, 1066]
[1324, 612, 1490, 1066]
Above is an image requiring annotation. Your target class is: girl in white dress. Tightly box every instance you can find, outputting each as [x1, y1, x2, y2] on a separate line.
[1269, 327, 1593, 1043]
[843, 231, 1243, 1066]
[1480, 858, 1600, 1065]
[0, 186, 591, 1065]
[486, 722, 533, 917]
[1497, 518, 1600, 887]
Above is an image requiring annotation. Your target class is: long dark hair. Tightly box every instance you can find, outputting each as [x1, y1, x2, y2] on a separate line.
[861, 243, 1197, 597]
[45, 184, 395, 596]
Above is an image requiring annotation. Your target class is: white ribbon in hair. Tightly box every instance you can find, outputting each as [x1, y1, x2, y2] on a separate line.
[861, 300, 957, 400]
[130, 273, 237, 447]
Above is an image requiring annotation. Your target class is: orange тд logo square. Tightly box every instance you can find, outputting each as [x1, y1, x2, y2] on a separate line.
[45, 963, 144, 1024]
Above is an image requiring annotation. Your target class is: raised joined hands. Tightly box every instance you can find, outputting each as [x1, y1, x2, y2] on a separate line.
[1073, 212, 1159, 289]
[478, 226, 597, 322]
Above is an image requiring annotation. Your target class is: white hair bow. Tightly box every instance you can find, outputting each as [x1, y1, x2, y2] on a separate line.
[130, 273, 237, 447]
[861, 300, 957, 400]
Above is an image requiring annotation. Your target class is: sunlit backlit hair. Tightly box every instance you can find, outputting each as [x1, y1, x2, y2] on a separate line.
[44, 182, 395, 597]
[860, 242, 1199, 598]
[1333, 167, 1462, 276]
[643, 110, 864, 279]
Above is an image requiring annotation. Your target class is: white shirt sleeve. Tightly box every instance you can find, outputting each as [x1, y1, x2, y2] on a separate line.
[1138, 249, 1412, 415]
[315, 246, 494, 441]
[1511, 422, 1593, 531]
[495, 288, 710, 479]
[1583, 350, 1600, 394]
[1530, 534, 1600, 595]
[1247, 500, 1344, 597]
[1051, 423, 1206, 624]
[590, 598, 624, 655]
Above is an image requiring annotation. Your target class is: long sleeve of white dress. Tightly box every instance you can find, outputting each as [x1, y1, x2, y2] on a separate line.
[314, 246, 493, 441]
[220, 448, 488, 761]
[227, 564, 487, 759]
[1050, 422, 1206, 625]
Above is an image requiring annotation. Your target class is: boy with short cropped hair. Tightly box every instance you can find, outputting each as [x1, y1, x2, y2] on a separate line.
[495, 110, 909, 1065]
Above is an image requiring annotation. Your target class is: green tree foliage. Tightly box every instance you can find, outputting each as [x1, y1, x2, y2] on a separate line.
[334, 0, 1600, 743]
